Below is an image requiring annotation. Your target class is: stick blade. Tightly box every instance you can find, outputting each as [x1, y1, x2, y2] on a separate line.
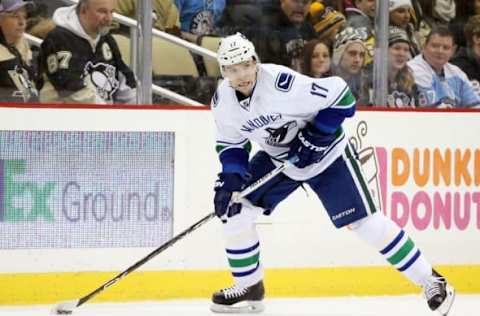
[51, 300, 79, 315]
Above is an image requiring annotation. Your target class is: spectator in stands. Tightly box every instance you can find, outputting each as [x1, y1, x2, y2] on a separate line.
[332, 27, 371, 104]
[387, 26, 418, 107]
[308, 1, 346, 46]
[217, 0, 277, 35]
[345, 0, 375, 66]
[302, 39, 333, 77]
[410, 0, 457, 50]
[323, 0, 346, 14]
[414, 0, 455, 29]
[115, 0, 181, 36]
[432, 0, 456, 26]
[251, 0, 316, 72]
[343, 0, 354, 9]
[345, 0, 375, 33]
[0, 0, 38, 103]
[25, 0, 67, 39]
[449, 0, 480, 49]
[389, 0, 421, 56]
[408, 0, 430, 48]
[408, 27, 480, 108]
[30, 0, 69, 18]
[451, 15, 480, 99]
[38, 0, 137, 104]
[175, 0, 226, 43]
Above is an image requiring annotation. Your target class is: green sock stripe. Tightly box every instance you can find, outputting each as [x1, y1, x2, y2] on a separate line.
[345, 146, 377, 214]
[228, 252, 260, 268]
[387, 238, 415, 265]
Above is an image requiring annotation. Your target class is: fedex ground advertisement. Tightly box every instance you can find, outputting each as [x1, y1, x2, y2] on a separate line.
[0, 131, 174, 249]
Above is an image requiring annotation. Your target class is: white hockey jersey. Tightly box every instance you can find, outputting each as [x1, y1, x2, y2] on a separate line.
[211, 64, 355, 181]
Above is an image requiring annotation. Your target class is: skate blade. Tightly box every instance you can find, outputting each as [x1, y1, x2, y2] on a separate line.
[210, 301, 264, 314]
[437, 284, 455, 316]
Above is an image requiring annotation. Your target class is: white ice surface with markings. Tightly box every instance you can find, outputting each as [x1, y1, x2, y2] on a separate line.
[0, 295, 478, 316]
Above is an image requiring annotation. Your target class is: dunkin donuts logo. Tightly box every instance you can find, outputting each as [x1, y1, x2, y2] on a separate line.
[351, 121, 480, 231]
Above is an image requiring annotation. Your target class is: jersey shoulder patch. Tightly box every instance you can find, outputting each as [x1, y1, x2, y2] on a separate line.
[275, 72, 295, 92]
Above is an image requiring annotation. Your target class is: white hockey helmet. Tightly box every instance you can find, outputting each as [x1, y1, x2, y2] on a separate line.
[217, 33, 259, 75]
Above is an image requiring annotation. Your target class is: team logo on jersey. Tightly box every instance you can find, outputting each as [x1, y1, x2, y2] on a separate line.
[84, 62, 119, 101]
[8, 66, 38, 102]
[275, 72, 295, 92]
[190, 10, 214, 35]
[387, 91, 414, 108]
[264, 121, 297, 147]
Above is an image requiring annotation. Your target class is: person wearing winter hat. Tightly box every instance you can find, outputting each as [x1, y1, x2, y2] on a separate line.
[345, 0, 376, 65]
[0, 0, 34, 13]
[332, 27, 371, 105]
[389, 0, 412, 28]
[389, 0, 421, 56]
[0, 0, 38, 103]
[308, 1, 346, 45]
[386, 26, 418, 107]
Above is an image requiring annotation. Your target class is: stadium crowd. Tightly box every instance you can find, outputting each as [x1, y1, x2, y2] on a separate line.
[1, 0, 480, 107]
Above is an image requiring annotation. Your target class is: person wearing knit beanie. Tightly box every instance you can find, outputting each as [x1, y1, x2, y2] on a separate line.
[332, 27, 370, 104]
[388, 0, 412, 12]
[389, 0, 421, 56]
[387, 26, 418, 107]
[388, 25, 411, 47]
[308, 1, 346, 44]
[332, 27, 367, 67]
[389, 0, 412, 28]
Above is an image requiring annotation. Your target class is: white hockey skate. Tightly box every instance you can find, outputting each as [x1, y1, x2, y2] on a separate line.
[210, 280, 265, 313]
[423, 270, 455, 316]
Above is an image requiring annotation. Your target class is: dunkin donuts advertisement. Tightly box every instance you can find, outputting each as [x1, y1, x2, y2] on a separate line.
[348, 115, 480, 234]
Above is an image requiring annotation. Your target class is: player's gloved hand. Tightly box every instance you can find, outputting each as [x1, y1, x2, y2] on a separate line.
[214, 172, 248, 223]
[288, 124, 337, 168]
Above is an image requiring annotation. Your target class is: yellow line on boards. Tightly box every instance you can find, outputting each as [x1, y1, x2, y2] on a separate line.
[1, 265, 478, 305]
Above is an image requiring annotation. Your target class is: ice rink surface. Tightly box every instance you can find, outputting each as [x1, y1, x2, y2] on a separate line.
[0, 295, 478, 316]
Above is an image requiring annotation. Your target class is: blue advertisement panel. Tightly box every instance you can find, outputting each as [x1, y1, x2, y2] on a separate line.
[0, 131, 174, 249]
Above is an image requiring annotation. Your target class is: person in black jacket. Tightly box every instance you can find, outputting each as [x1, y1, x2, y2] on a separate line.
[38, 0, 137, 104]
[449, 0, 480, 49]
[451, 14, 480, 99]
[247, 0, 317, 72]
[0, 0, 38, 103]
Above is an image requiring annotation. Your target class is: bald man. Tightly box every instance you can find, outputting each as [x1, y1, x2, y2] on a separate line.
[38, 0, 137, 104]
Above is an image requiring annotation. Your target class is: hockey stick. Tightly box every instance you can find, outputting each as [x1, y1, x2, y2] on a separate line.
[51, 157, 297, 315]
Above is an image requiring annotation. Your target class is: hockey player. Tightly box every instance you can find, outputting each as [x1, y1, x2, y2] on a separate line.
[210, 33, 455, 315]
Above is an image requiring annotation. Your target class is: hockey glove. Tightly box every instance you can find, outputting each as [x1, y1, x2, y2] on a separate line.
[288, 124, 337, 168]
[214, 173, 248, 223]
